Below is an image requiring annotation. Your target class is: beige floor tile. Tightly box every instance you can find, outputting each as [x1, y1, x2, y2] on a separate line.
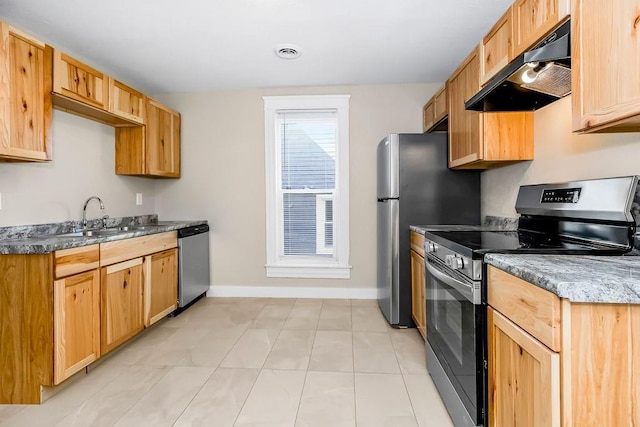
[403, 374, 454, 427]
[283, 305, 321, 330]
[294, 298, 324, 306]
[350, 298, 378, 307]
[264, 330, 315, 370]
[352, 306, 390, 332]
[317, 305, 352, 331]
[219, 328, 280, 368]
[295, 371, 356, 427]
[234, 369, 306, 427]
[354, 373, 417, 427]
[177, 326, 245, 367]
[322, 298, 351, 306]
[0, 406, 25, 424]
[173, 368, 259, 427]
[113, 366, 214, 427]
[308, 331, 353, 372]
[1, 363, 127, 426]
[353, 331, 400, 374]
[54, 365, 169, 427]
[390, 329, 428, 375]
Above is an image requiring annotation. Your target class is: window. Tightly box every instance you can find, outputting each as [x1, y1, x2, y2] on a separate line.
[263, 95, 351, 278]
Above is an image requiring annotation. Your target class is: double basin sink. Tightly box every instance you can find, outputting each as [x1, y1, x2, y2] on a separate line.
[55, 225, 159, 238]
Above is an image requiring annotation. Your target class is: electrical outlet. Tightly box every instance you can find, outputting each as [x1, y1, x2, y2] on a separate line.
[136, 193, 143, 206]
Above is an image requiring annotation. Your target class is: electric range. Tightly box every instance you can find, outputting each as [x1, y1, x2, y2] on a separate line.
[423, 176, 640, 427]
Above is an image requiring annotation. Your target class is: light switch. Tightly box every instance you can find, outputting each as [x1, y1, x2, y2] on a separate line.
[136, 193, 143, 206]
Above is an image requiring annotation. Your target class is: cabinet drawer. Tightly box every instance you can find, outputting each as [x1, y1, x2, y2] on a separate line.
[410, 232, 425, 257]
[100, 232, 177, 266]
[487, 265, 561, 351]
[54, 244, 100, 279]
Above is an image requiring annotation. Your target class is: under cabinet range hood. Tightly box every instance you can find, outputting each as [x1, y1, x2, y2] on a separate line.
[466, 19, 571, 112]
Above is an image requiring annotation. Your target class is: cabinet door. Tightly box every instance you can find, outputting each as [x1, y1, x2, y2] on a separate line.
[101, 258, 144, 354]
[410, 250, 426, 340]
[53, 269, 100, 384]
[0, 23, 52, 161]
[433, 86, 448, 125]
[481, 6, 514, 85]
[144, 248, 178, 327]
[572, 0, 640, 132]
[513, 0, 570, 56]
[448, 47, 482, 168]
[146, 98, 181, 178]
[109, 79, 145, 124]
[53, 50, 109, 110]
[488, 307, 560, 427]
[423, 101, 435, 132]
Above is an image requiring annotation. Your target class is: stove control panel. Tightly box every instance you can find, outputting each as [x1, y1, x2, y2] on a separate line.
[541, 187, 581, 203]
[424, 238, 482, 281]
[445, 255, 464, 270]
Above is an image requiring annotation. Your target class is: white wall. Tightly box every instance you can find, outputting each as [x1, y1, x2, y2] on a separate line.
[0, 111, 157, 226]
[155, 83, 440, 293]
[482, 96, 640, 218]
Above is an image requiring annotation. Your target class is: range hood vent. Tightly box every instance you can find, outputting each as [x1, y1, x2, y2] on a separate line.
[466, 19, 571, 112]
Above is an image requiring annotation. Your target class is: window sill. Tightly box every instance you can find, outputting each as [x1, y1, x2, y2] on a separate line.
[265, 264, 352, 279]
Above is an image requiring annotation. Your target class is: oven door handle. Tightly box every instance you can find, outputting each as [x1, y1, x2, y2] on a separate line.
[425, 260, 481, 305]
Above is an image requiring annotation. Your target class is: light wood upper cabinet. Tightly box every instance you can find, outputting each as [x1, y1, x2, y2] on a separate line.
[447, 46, 534, 169]
[0, 23, 52, 162]
[53, 269, 100, 385]
[410, 237, 426, 340]
[144, 248, 178, 327]
[115, 98, 181, 178]
[423, 86, 447, 133]
[481, 6, 514, 85]
[100, 258, 144, 354]
[109, 79, 145, 125]
[513, 0, 570, 56]
[572, 0, 640, 132]
[53, 50, 108, 110]
[488, 307, 560, 427]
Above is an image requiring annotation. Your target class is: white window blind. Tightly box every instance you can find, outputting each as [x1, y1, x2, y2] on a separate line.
[264, 95, 351, 279]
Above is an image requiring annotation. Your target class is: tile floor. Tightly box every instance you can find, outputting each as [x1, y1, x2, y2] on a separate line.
[0, 297, 455, 427]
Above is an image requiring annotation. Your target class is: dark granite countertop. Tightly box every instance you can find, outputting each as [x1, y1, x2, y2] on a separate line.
[0, 216, 207, 255]
[485, 254, 640, 304]
[410, 216, 518, 235]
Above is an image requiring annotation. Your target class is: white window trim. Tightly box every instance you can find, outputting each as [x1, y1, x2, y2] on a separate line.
[263, 94, 351, 279]
[315, 194, 333, 255]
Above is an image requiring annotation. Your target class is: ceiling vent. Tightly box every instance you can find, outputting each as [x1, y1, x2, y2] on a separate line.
[275, 44, 302, 60]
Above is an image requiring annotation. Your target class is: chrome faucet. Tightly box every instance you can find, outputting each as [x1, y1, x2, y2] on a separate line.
[82, 196, 106, 228]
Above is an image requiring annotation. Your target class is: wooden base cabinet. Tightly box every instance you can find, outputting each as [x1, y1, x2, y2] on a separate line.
[0, 22, 52, 162]
[144, 248, 178, 327]
[53, 269, 100, 385]
[488, 265, 640, 426]
[447, 46, 533, 169]
[101, 258, 144, 354]
[410, 232, 426, 339]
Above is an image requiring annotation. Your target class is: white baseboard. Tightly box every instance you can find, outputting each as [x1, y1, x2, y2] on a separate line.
[206, 285, 377, 300]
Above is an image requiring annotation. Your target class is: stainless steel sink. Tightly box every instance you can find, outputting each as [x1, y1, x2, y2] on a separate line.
[56, 228, 123, 237]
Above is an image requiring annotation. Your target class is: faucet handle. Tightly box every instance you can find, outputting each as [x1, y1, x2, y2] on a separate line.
[101, 215, 110, 228]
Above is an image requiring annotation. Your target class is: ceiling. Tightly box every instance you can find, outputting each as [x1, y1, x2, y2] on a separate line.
[0, 0, 513, 94]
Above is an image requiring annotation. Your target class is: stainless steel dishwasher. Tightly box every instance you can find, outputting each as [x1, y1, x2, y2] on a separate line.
[173, 224, 210, 314]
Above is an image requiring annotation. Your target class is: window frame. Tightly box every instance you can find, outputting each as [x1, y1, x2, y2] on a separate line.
[263, 94, 351, 279]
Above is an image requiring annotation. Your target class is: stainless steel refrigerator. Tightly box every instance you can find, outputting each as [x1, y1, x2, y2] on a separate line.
[376, 133, 481, 327]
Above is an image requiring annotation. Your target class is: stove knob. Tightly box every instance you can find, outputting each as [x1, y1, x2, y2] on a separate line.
[426, 242, 438, 253]
[445, 255, 464, 270]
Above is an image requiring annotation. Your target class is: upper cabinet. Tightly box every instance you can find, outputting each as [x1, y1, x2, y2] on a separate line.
[481, 6, 514, 85]
[423, 85, 448, 132]
[109, 79, 145, 125]
[447, 46, 534, 169]
[53, 51, 108, 110]
[513, 0, 570, 56]
[0, 23, 52, 162]
[115, 98, 181, 178]
[572, 0, 640, 133]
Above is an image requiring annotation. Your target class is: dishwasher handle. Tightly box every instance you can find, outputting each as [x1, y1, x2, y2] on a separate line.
[178, 224, 210, 238]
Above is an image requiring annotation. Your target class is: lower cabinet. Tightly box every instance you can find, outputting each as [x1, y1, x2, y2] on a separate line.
[410, 249, 426, 339]
[101, 258, 144, 354]
[144, 248, 178, 327]
[487, 307, 560, 427]
[53, 269, 100, 385]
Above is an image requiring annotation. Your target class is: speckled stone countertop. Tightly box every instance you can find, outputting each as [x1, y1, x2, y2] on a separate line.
[410, 216, 518, 235]
[485, 254, 640, 304]
[0, 215, 207, 255]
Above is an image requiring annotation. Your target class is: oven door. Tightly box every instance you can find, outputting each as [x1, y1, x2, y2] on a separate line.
[425, 255, 484, 426]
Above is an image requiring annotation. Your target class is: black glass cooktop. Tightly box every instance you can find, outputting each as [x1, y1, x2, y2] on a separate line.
[423, 229, 628, 259]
